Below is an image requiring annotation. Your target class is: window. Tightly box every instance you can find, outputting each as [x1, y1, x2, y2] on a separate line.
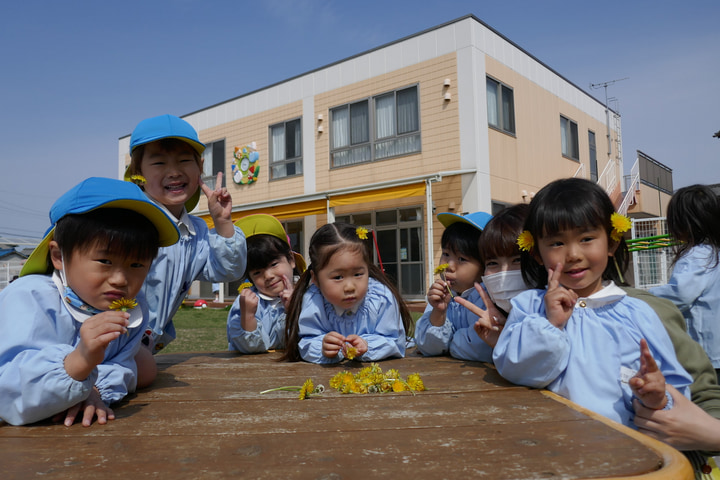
[335, 206, 425, 299]
[486, 77, 515, 134]
[202, 139, 226, 189]
[588, 130, 598, 181]
[270, 118, 302, 179]
[560, 116, 579, 161]
[330, 85, 420, 167]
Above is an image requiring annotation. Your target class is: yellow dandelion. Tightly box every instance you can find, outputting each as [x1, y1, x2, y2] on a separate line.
[392, 380, 407, 392]
[298, 378, 314, 400]
[130, 174, 147, 186]
[434, 263, 449, 275]
[345, 344, 358, 360]
[356, 227, 369, 240]
[407, 373, 425, 392]
[108, 297, 138, 312]
[517, 230, 535, 252]
[610, 212, 632, 242]
[237, 281, 253, 294]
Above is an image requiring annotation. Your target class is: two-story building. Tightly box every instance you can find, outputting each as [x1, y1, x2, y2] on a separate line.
[118, 14, 628, 302]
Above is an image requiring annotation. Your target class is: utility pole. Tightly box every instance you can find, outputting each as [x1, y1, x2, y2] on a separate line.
[590, 78, 628, 157]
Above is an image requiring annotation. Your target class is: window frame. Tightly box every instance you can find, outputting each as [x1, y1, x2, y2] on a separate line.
[201, 139, 226, 189]
[560, 115, 580, 161]
[269, 117, 303, 181]
[486, 76, 516, 135]
[329, 84, 421, 169]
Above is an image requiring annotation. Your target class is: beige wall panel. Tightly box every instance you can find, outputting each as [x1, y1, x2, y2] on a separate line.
[485, 57, 616, 205]
[313, 54, 462, 194]
[194, 102, 306, 211]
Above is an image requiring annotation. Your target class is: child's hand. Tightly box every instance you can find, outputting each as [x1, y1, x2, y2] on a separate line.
[629, 339, 668, 410]
[322, 331, 345, 358]
[199, 172, 234, 238]
[344, 335, 369, 357]
[239, 288, 259, 331]
[455, 282, 506, 348]
[53, 387, 114, 427]
[427, 279, 452, 311]
[64, 311, 129, 381]
[544, 263, 577, 328]
[279, 275, 294, 310]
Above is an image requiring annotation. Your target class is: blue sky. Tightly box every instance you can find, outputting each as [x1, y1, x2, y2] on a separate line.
[1, 0, 718, 240]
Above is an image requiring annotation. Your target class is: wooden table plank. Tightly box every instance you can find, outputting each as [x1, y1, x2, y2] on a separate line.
[1, 351, 693, 479]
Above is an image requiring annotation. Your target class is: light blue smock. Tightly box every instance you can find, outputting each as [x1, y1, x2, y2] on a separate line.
[0, 274, 146, 425]
[227, 286, 286, 353]
[650, 245, 720, 369]
[141, 208, 246, 352]
[414, 287, 493, 362]
[493, 282, 693, 428]
[298, 277, 406, 364]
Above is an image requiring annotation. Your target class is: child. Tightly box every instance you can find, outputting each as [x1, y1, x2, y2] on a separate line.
[0, 177, 179, 426]
[650, 184, 720, 382]
[414, 211, 493, 361]
[492, 177, 693, 428]
[455, 203, 531, 349]
[125, 114, 247, 385]
[281, 222, 412, 364]
[227, 214, 306, 353]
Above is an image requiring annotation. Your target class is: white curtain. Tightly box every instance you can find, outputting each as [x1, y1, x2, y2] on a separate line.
[486, 79, 498, 127]
[375, 94, 395, 139]
[271, 125, 285, 162]
[331, 107, 349, 149]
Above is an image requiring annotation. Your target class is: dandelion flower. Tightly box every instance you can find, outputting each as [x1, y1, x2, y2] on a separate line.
[407, 373, 425, 392]
[130, 175, 147, 186]
[298, 378, 314, 400]
[108, 297, 138, 312]
[517, 230, 535, 252]
[611, 212, 632, 242]
[434, 263, 449, 275]
[345, 344, 358, 360]
[356, 227, 369, 240]
[237, 281, 253, 294]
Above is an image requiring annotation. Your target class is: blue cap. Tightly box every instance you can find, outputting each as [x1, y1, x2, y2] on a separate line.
[437, 211, 492, 231]
[130, 114, 205, 155]
[20, 177, 180, 276]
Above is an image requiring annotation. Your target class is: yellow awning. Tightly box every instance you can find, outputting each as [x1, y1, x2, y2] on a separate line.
[329, 182, 425, 207]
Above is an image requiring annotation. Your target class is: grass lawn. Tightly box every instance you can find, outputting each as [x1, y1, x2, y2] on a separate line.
[158, 305, 424, 354]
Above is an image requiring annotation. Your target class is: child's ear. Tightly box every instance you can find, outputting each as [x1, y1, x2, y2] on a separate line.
[49, 241, 63, 270]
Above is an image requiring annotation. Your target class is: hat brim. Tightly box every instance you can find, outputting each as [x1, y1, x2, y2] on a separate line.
[437, 212, 492, 231]
[20, 198, 179, 277]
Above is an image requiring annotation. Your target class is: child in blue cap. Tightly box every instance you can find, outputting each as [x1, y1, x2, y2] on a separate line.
[414, 211, 495, 361]
[125, 114, 246, 386]
[0, 177, 179, 426]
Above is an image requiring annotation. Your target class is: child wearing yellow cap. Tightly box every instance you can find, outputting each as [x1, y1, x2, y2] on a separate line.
[227, 214, 305, 353]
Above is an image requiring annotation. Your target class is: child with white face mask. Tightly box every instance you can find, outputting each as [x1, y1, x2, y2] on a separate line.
[455, 203, 530, 349]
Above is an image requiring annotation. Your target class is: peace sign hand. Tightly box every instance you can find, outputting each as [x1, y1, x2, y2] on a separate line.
[544, 263, 577, 328]
[199, 172, 235, 237]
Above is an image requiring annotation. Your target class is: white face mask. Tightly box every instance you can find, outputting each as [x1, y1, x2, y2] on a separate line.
[481, 270, 527, 312]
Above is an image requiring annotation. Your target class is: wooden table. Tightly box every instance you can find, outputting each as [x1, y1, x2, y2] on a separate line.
[1, 350, 692, 479]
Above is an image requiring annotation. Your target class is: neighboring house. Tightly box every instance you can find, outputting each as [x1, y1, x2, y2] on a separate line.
[118, 14, 630, 301]
[0, 248, 28, 291]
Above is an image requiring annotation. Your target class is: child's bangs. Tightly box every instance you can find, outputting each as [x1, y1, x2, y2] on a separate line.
[537, 200, 607, 238]
[245, 235, 292, 274]
[479, 226, 519, 260]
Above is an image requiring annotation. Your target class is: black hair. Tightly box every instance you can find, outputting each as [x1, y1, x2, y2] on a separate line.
[478, 203, 529, 268]
[244, 234, 295, 279]
[665, 184, 720, 268]
[281, 222, 412, 362]
[520, 178, 629, 289]
[54, 208, 160, 266]
[441, 222, 482, 263]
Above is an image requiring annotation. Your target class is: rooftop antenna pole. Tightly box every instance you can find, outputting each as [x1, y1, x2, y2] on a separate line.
[590, 77, 629, 157]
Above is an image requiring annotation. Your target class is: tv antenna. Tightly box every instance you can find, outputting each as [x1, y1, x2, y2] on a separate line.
[590, 77, 629, 157]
